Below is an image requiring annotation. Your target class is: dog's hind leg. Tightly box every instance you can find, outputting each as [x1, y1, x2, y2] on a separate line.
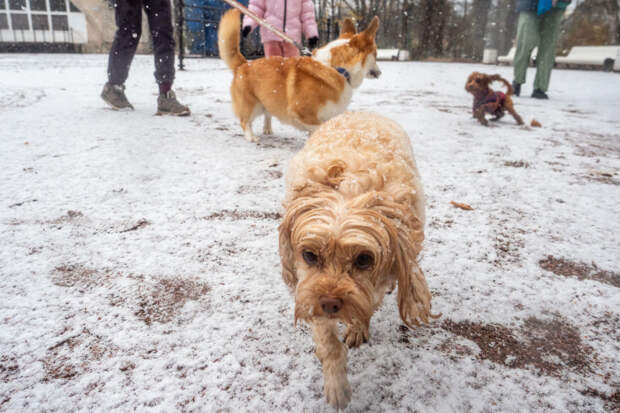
[239, 104, 263, 143]
[263, 113, 273, 135]
[312, 320, 352, 410]
[504, 97, 524, 125]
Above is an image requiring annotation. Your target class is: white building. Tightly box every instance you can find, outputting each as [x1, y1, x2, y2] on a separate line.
[0, 0, 153, 53]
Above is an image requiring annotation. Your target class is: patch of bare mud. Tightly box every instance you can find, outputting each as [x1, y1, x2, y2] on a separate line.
[43, 328, 118, 381]
[202, 209, 281, 221]
[52, 264, 115, 289]
[440, 316, 593, 377]
[132, 277, 210, 325]
[539, 256, 619, 288]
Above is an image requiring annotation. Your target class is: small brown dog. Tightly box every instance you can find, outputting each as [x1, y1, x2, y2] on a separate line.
[465, 72, 524, 126]
[279, 112, 434, 409]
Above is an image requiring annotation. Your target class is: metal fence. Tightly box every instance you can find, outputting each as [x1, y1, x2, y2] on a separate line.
[176, 0, 262, 70]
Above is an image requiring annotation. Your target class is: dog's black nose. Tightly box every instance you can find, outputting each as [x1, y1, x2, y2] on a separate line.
[319, 296, 343, 314]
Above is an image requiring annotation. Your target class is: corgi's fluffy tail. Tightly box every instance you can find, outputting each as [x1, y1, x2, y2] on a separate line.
[218, 9, 247, 71]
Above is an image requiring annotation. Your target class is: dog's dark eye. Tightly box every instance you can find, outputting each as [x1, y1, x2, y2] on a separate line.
[354, 253, 374, 270]
[302, 250, 319, 266]
[475, 78, 482, 83]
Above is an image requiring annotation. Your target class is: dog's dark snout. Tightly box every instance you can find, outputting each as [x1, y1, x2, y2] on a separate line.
[319, 296, 343, 314]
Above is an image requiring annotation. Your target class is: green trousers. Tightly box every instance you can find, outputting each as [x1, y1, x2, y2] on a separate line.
[513, 9, 564, 92]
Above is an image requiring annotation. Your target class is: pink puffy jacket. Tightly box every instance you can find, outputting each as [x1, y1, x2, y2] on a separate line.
[242, 0, 319, 44]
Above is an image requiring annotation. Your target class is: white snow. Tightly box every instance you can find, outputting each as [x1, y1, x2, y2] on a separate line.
[1, 54, 619, 412]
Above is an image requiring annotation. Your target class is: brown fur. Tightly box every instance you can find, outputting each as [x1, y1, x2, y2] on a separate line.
[278, 112, 434, 409]
[218, 9, 380, 143]
[465, 72, 524, 126]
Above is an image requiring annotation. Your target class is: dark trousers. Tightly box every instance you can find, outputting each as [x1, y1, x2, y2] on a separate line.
[107, 0, 175, 86]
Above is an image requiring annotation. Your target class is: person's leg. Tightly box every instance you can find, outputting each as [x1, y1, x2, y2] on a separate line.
[263, 41, 284, 57]
[143, 0, 175, 92]
[282, 41, 300, 57]
[513, 11, 540, 86]
[533, 8, 564, 93]
[107, 0, 143, 86]
[143, 0, 189, 115]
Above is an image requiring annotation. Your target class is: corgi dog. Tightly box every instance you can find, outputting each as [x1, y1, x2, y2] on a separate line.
[218, 10, 381, 143]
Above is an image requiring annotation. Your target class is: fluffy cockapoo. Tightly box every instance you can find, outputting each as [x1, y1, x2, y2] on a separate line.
[278, 112, 434, 409]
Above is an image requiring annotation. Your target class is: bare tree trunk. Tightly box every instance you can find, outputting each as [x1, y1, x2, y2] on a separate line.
[470, 0, 492, 60]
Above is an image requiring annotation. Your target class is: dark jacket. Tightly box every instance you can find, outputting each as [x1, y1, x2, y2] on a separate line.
[517, 0, 571, 13]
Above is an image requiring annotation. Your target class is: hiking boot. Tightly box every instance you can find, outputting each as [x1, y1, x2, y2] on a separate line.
[101, 82, 134, 110]
[157, 90, 191, 116]
[512, 81, 521, 97]
[531, 89, 549, 99]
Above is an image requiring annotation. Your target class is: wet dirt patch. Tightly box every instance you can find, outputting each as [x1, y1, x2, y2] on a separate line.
[197, 240, 248, 266]
[50, 210, 84, 225]
[119, 218, 150, 233]
[503, 160, 530, 168]
[202, 209, 282, 221]
[539, 256, 620, 288]
[52, 264, 115, 289]
[0, 355, 19, 383]
[43, 328, 118, 382]
[256, 135, 304, 151]
[262, 169, 283, 180]
[428, 217, 454, 229]
[8, 198, 38, 208]
[440, 316, 593, 377]
[581, 172, 620, 186]
[579, 387, 620, 412]
[490, 208, 526, 267]
[133, 277, 210, 325]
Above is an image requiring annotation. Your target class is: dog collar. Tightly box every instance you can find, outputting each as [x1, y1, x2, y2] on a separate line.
[335, 67, 351, 84]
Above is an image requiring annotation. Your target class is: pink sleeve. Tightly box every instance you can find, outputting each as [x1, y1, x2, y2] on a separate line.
[242, 0, 265, 30]
[300, 0, 318, 38]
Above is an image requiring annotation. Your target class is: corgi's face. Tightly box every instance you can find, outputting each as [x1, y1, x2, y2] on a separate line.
[313, 17, 381, 82]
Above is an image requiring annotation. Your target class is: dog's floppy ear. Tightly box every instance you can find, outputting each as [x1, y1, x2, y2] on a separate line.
[339, 18, 357, 38]
[278, 207, 299, 290]
[278, 193, 325, 289]
[362, 16, 380, 39]
[371, 195, 432, 328]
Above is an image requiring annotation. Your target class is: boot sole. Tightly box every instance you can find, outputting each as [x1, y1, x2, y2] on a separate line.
[101, 95, 134, 111]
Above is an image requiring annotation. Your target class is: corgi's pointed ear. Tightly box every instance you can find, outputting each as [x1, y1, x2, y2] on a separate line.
[339, 18, 357, 38]
[362, 16, 379, 38]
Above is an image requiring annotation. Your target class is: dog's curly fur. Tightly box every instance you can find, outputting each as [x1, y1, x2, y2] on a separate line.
[465, 72, 524, 126]
[278, 112, 434, 409]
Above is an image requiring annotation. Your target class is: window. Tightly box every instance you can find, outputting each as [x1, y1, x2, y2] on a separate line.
[31, 13, 48, 29]
[51, 14, 67, 30]
[0, 14, 7, 28]
[0, 0, 5, 10]
[10, 12, 28, 29]
[29, 0, 46, 10]
[69, 0, 78, 11]
[49, 0, 65, 11]
[8, 0, 25, 10]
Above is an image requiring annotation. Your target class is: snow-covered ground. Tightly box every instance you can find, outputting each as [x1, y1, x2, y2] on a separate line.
[1, 54, 619, 412]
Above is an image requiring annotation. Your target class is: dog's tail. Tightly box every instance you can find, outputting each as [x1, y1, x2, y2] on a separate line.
[489, 74, 513, 96]
[218, 9, 247, 71]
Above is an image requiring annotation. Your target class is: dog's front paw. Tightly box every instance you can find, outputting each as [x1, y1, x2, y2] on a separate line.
[479, 118, 488, 126]
[244, 130, 260, 143]
[324, 372, 352, 410]
[344, 324, 368, 348]
[263, 126, 273, 135]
